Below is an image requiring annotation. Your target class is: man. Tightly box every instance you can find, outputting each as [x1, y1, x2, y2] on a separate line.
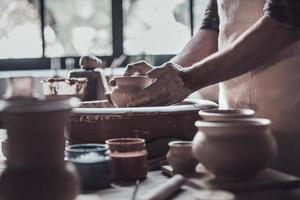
[123, 0, 300, 175]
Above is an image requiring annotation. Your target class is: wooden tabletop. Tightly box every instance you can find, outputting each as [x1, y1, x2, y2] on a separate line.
[75, 170, 300, 200]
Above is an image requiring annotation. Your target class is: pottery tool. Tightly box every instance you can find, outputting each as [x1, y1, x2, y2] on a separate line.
[131, 180, 140, 200]
[137, 174, 185, 200]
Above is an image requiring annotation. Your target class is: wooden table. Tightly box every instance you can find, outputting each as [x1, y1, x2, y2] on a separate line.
[75, 170, 300, 200]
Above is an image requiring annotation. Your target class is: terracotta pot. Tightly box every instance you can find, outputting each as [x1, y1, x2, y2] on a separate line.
[69, 99, 218, 150]
[106, 138, 148, 181]
[110, 76, 152, 107]
[0, 97, 80, 200]
[192, 118, 277, 180]
[166, 141, 198, 174]
[199, 109, 255, 121]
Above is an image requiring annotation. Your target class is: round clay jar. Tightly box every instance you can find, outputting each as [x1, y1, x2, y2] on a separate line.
[110, 76, 152, 107]
[199, 109, 255, 121]
[166, 141, 198, 174]
[192, 118, 277, 180]
[105, 138, 148, 181]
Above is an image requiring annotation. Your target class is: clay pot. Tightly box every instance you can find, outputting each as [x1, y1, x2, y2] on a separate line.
[199, 109, 255, 121]
[192, 118, 277, 180]
[0, 97, 81, 200]
[166, 141, 198, 174]
[105, 138, 148, 181]
[109, 76, 152, 107]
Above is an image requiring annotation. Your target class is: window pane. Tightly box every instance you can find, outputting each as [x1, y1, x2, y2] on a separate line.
[123, 0, 191, 55]
[193, 0, 207, 33]
[0, 0, 42, 58]
[45, 0, 112, 57]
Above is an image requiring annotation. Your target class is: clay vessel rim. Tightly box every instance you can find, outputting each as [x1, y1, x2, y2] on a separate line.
[113, 76, 149, 81]
[73, 99, 218, 115]
[168, 141, 192, 147]
[66, 144, 108, 153]
[199, 109, 255, 117]
[195, 118, 271, 128]
[0, 97, 81, 113]
[41, 77, 88, 83]
[105, 138, 145, 145]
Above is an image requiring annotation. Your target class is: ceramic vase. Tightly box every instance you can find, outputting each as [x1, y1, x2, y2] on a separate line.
[0, 97, 80, 200]
[109, 76, 152, 107]
[166, 141, 198, 174]
[192, 118, 277, 180]
[106, 138, 148, 181]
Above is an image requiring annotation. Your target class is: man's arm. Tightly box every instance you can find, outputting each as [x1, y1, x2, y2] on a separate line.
[184, 15, 300, 91]
[170, 0, 219, 67]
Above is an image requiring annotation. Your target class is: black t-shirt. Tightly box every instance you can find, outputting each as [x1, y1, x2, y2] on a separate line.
[200, 0, 300, 32]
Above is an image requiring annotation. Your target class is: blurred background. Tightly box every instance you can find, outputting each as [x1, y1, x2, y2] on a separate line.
[0, 0, 207, 69]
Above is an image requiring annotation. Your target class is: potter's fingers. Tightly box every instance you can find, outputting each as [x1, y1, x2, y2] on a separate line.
[147, 67, 168, 79]
[127, 82, 161, 107]
[127, 91, 162, 107]
[124, 60, 153, 76]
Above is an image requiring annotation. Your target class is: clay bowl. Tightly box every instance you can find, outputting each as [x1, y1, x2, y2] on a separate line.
[199, 108, 255, 121]
[192, 118, 277, 180]
[68, 152, 112, 190]
[166, 141, 198, 174]
[110, 76, 152, 107]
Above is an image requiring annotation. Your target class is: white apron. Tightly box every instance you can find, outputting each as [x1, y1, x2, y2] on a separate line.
[217, 0, 300, 175]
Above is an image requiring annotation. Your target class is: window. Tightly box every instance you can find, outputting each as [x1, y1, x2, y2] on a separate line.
[45, 0, 112, 57]
[123, 0, 190, 55]
[0, 0, 207, 69]
[0, 0, 42, 58]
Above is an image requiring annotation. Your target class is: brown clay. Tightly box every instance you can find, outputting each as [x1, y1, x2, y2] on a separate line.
[105, 138, 148, 181]
[0, 97, 80, 200]
[192, 118, 277, 180]
[199, 108, 255, 121]
[166, 141, 198, 174]
[109, 76, 152, 107]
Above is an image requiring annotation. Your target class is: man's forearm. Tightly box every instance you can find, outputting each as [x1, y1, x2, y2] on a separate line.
[184, 15, 300, 91]
[171, 29, 219, 67]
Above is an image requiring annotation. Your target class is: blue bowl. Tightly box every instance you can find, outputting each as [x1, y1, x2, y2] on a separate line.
[66, 144, 111, 191]
[66, 143, 109, 159]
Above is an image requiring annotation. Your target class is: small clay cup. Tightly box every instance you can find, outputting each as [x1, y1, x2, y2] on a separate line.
[192, 118, 277, 180]
[68, 152, 112, 191]
[105, 138, 148, 181]
[199, 109, 255, 121]
[166, 141, 198, 174]
[65, 143, 109, 160]
[109, 76, 152, 107]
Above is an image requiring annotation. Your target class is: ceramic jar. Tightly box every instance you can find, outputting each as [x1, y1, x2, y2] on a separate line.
[0, 97, 81, 200]
[109, 76, 152, 107]
[192, 118, 277, 180]
[166, 141, 198, 174]
[66, 144, 112, 191]
[199, 109, 255, 121]
[106, 138, 148, 181]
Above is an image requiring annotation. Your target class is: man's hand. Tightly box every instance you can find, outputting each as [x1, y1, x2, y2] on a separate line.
[123, 61, 193, 107]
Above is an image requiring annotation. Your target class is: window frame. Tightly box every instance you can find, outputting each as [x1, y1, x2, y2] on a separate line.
[0, 0, 195, 70]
